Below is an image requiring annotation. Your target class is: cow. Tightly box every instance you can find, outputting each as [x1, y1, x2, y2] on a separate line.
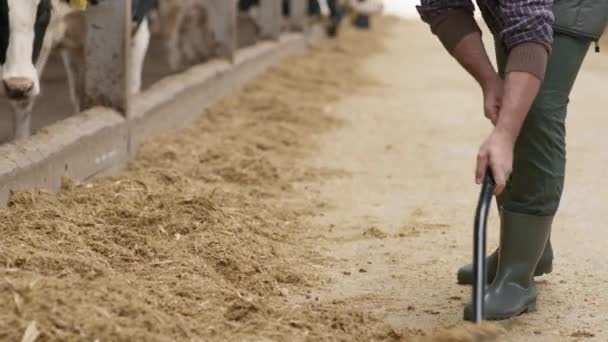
[0, 0, 155, 141]
[0, 0, 75, 140]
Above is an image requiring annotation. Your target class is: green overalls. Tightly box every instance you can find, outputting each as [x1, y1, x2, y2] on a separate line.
[498, 0, 608, 216]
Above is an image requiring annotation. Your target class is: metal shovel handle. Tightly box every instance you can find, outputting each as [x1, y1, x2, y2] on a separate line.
[472, 171, 495, 322]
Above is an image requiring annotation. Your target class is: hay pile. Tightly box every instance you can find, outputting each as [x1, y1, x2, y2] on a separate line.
[0, 19, 403, 341]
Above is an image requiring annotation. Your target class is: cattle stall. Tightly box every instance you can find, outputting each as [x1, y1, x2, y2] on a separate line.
[0, 0, 321, 205]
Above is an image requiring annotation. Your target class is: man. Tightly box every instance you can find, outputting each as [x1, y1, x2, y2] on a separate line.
[417, 1, 608, 321]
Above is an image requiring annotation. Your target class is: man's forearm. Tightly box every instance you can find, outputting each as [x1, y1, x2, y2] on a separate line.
[493, 71, 541, 142]
[451, 33, 543, 135]
[451, 32, 498, 90]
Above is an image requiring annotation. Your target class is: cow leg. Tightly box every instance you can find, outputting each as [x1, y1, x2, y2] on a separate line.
[148, 9, 161, 35]
[60, 49, 85, 113]
[179, 16, 199, 64]
[158, 1, 188, 70]
[180, 10, 211, 64]
[130, 18, 151, 95]
[190, 26, 213, 62]
[191, 1, 213, 62]
[318, 0, 329, 16]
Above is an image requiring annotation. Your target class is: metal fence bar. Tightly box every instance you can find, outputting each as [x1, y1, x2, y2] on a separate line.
[288, 0, 309, 32]
[83, 0, 132, 116]
[208, 0, 238, 61]
[259, 0, 282, 40]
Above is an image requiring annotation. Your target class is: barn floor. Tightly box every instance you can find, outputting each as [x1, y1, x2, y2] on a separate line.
[2, 18, 608, 341]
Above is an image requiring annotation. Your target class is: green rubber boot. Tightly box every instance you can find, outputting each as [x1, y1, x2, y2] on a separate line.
[463, 210, 553, 321]
[456, 236, 553, 285]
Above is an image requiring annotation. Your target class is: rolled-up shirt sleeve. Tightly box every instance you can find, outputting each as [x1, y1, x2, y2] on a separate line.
[500, 0, 554, 80]
[417, 0, 481, 52]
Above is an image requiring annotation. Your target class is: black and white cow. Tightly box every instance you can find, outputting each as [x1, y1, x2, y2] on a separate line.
[0, 0, 75, 140]
[0, 0, 155, 142]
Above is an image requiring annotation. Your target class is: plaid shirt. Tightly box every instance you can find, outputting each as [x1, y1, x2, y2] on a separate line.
[417, 0, 554, 51]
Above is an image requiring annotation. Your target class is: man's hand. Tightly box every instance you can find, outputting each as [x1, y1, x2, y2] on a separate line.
[475, 129, 515, 195]
[482, 76, 503, 125]
[475, 71, 542, 194]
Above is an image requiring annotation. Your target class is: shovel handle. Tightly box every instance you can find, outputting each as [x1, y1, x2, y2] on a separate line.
[472, 171, 495, 323]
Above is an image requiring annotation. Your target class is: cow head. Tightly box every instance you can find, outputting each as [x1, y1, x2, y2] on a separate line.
[0, 0, 57, 102]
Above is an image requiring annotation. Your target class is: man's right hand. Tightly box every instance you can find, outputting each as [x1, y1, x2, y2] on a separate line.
[475, 128, 515, 195]
[482, 76, 503, 125]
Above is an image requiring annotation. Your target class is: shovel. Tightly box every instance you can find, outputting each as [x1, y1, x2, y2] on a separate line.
[471, 171, 495, 322]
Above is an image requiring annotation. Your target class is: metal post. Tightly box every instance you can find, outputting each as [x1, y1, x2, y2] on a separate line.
[288, 0, 308, 32]
[258, 0, 282, 40]
[207, 0, 237, 61]
[83, 0, 132, 116]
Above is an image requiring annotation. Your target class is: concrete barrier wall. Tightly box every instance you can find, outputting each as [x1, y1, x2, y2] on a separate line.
[0, 30, 319, 207]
